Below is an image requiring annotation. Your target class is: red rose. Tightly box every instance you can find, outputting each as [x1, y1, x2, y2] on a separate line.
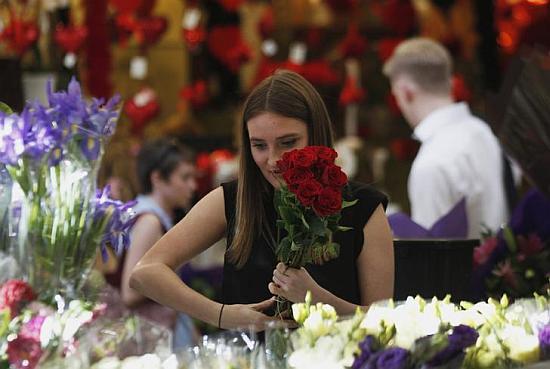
[295, 179, 323, 206]
[321, 164, 348, 188]
[313, 146, 337, 164]
[0, 279, 36, 318]
[277, 149, 298, 172]
[293, 147, 317, 168]
[313, 187, 342, 216]
[283, 167, 314, 187]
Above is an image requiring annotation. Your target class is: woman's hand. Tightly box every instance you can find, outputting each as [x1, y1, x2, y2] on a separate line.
[220, 298, 275, 331]
[268, 262, 320, 303]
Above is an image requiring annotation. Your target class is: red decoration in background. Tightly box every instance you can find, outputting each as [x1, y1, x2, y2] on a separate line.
[339, 77, 365, 106]
[86, 0, 112, 99]
[254, 57, 281, 86]
[207, 26, 252, 72]
[0, 19, 39, 56]
[305, 28, 323, 49]
[258, 6, 275, 39]
[109, 0, 141, 14]
[390, 138, 419, 161]
[124, 87, 160, 136]
[339, 24, 368, 59]
[134, 16, 167, 47]
[452, 74, 472, 102]
[376, 0, 416, 36]
[377, 38, 403, 62]
[182, 27, 206, 51]
[136, 0, 156, 16]
[300, 60, 339, 86]
[54, 24, 88, 53]
[195, 149, 235, 197]
[325, 0, 358, 13]
[179, 80, 209, 109]
[218, 0, 244, 12]
[385, 93, 401, 117]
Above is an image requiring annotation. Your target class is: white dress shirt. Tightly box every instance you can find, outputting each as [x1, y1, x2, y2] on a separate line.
[408, 102, 508, 238]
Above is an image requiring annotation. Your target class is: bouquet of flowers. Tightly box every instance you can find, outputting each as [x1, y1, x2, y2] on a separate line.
[275, 146, 356, 267]
[472, 189, 550, 300]
[0, 78, 135, 300]
[273, 146, 356, 313]
[288, 292, 550, 369]
[0, 279, 103, 369]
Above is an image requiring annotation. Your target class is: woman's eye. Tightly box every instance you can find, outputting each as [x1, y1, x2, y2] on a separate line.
[281, 139, 297, 147]
[252, 143, 266, 150]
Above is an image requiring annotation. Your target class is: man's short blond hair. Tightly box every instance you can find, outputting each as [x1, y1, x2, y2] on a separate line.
[383, 37, 452, 95]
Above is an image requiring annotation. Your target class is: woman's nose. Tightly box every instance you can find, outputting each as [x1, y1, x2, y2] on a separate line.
[267, 149, 280, 167]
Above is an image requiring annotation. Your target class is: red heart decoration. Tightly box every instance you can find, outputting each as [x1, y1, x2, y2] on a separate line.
[115, 13, 137, 46]
[338, 24, 368, 59]
[182, 27, 206, 51]
[134, 16, 167, 47]
[339, 77, 366, 106]
[179, 80, 209, 109]
[54, 24, 88, 53]
[109, 0, 141, 14]
[0, 19, 39, 56]
[207, 26, 251, 72]
[123, 88, 160, 136]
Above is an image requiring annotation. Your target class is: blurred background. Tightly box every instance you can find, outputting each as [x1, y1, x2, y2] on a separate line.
[1, 0, 548, 210]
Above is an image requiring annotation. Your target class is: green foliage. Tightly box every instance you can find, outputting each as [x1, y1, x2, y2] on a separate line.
[0, 102, 13, 114]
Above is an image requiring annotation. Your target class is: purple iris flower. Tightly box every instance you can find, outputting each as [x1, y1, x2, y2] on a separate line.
[78, 132, 102, 161]
[93, 185, 137, 261]
[540, 324, 550, 360]
[427, 325, 478, 367]
[375, 347, 409, 369]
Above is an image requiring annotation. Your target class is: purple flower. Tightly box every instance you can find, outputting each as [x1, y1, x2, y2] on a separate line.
[78, 132, 102, 161]
[427, 325, 478, 367]
[540, 324, 550, 360]
[93, 185, 137, 261]
[353, 335, 378, 369]
[7, 315, 46, 369]
[375, 347, 409, 369]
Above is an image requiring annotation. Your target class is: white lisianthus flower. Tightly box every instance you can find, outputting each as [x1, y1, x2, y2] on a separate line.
[303, 309, 335, 338]
[288, 335, 347, 369]
[501, 326, 540, 364]
[391, 299, 440, 349]
[360, 305, 395, 335]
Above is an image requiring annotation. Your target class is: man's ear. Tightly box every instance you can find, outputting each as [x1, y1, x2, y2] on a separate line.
[150, 170, 162, 187]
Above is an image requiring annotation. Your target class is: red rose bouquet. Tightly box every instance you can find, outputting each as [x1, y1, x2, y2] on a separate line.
[272, 146, 356, 315]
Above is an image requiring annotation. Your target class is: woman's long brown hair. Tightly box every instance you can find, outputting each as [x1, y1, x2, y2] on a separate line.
[227, 70, 335, 268]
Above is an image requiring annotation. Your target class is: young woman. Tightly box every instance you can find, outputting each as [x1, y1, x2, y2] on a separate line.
[120, 138, 199, 347]
[130, 70, 394, 331]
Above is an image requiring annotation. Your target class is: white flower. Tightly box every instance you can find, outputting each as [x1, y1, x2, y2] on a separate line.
[288, 335, 347, 369]
[500, 326, 540, 364]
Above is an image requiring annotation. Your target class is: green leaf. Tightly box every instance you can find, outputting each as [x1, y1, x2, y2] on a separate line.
[0, 102, 13, 114]
[502, 226, 517, 253]
[278, 205, 298, 224]
[342, 199, 358, 209]
[307, 215, 326, 236]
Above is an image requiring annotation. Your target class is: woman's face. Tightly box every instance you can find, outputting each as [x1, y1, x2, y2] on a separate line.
[247, 112, 309, 188]
[159, 161, 197, 210]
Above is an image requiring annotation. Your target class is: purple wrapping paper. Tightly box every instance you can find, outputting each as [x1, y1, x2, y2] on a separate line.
[389, 198, 468, 238]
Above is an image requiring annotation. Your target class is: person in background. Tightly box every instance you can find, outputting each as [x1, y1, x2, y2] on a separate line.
[383, 37, 509, 238]
[120, 138, 199, 348]
[129, 70, 394, 331]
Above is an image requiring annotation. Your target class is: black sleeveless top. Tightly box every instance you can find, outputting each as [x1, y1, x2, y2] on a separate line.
[221, 180, 388, 306]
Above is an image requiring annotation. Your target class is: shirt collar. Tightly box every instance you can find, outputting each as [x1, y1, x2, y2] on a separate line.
[413, 102, 471, 143]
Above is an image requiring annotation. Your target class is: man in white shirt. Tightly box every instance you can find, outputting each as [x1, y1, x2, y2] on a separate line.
[383, 37, 508, 238]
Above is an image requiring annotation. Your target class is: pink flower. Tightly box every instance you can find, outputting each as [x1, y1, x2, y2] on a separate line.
[517, 233, 543, 258]
[0, 279, 36, 318]
[473, 237, 498, 267]
[7, 315, 46, 369]
[493, 260, 519, 289]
